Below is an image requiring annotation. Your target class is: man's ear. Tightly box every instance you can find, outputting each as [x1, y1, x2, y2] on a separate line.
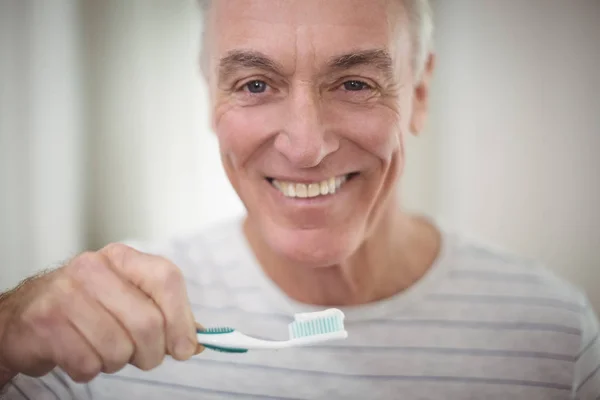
[410, 52, 436, 136]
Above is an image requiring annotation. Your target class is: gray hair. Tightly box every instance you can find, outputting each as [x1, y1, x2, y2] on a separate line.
[403, 0, 434, 79]
[198, 0, 433, 79]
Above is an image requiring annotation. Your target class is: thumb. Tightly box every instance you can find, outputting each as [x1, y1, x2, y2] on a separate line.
[194, 322, 205, 355]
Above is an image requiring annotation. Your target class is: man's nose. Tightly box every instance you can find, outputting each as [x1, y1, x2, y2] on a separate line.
[273, 87, 339, 168]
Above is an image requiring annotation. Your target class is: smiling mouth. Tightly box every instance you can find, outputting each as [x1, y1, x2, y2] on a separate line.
[266, 173, 360, 198]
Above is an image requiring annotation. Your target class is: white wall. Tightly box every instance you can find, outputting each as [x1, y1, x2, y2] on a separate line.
[81, 0, 245, 250]
[0, 0, 84, 289]
[430, 0, 600, 310]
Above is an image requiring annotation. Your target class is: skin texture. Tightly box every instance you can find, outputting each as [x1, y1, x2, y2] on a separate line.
[0, 244, 202, 386]
[204, 0, 439, 305]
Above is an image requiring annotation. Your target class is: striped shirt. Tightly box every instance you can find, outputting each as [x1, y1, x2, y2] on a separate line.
[2, 217, 599, 399]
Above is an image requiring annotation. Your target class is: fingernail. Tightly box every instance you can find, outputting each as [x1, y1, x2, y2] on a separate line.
[174, 338, 194, 360]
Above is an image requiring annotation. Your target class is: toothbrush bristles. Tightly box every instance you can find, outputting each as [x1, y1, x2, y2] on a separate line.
[289, 309, 346, 339]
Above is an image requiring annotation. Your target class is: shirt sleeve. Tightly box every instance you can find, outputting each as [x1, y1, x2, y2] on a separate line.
[1, 368, 92, 400]
[573, 297, 600, 400]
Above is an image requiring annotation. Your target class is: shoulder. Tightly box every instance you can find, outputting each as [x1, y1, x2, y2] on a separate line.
[447, 232, 589, 310]
[434, 231, 594, 341]
[452, 231, 586, 300]
[437, 232, 598, 354]
[444, 234, 600, 395]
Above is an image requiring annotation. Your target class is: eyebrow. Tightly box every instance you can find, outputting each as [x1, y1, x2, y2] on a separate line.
[328, 49, 395, 80]
[217, 48, 394, 82]
[218, 50, 284, 82]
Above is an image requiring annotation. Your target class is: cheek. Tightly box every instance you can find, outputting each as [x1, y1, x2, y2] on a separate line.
[326, 103, 403, 162]
[214, 103, 284, 169]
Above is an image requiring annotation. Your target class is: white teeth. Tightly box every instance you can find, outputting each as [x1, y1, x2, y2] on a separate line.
[320, 181, 329, 195]
[328, 177, 336, 194]
[295, 184, 308, 198]
[271, 175, 352, 198]
[279, 182, 288, 196]
[307, 183, 320, 197]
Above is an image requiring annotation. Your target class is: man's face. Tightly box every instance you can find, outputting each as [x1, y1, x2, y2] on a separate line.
[205, 0, 431, 267]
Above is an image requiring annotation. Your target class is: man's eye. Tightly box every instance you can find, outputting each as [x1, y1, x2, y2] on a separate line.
[244, 80, 268, 94]
[342, 80, 371, 91]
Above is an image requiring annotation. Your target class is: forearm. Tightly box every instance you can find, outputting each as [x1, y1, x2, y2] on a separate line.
[0, 329, 16, 389]
[0, 288, 17, 389]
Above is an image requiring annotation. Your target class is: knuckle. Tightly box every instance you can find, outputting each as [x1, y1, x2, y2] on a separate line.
[71, 251, 101, 268]
[132, 342, 166, 371]
[102, 351, 132, 374]
[101, 242, 135, 265]
[67, 251, 106, 278]
[145, 310, 165, 333]
[101, 331, 134, 369]
[69, 354, 102, 383]
[21, 287, 66, 337]
[134, 356, 162, 371]
[51, 276, 78, 298]
[154, 258, 184, 289]
[133, 309, 165, 343]
[21, 300, 58, 337]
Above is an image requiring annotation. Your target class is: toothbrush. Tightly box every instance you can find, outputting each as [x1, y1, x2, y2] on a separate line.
[196, 308, 348, 353]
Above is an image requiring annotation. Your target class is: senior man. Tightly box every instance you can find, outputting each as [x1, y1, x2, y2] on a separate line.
[1, 0, 599, 399]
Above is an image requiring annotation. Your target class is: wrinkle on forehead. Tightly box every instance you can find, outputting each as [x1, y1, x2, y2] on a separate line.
[209, 0, 410, 80]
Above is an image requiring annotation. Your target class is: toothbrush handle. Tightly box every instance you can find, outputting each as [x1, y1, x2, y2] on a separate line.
[197, 330, 291, 351]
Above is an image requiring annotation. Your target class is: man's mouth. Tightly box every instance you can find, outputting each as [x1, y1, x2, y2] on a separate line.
[266, 173, 359, 198]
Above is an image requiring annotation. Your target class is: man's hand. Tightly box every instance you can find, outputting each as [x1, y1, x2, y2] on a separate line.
[0, 243, 202, 385]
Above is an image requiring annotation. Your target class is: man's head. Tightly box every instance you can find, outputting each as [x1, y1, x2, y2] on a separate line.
[199, 0, 435, 267]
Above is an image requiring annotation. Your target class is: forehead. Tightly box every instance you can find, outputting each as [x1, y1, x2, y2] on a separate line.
[207, 0, 408, 67]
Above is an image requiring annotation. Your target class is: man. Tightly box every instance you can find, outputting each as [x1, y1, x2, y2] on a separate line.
[0, 0, 598, 399]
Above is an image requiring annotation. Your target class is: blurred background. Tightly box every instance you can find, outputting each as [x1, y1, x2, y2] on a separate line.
[0, 0, 598, 314]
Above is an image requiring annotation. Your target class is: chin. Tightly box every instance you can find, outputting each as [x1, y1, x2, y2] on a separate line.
[262, 221, 362, 268]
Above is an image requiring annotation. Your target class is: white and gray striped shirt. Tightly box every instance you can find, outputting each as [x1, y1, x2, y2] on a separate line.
[3, 217, 599, 399]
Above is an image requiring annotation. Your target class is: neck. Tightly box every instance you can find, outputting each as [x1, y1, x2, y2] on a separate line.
[244, 206, 441, 307]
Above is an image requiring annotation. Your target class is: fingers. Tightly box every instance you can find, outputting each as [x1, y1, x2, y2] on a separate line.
[1, 244, 202, 384]
[22, 276, 105, 383]
[53, 274, 134, 374]
[195, 322, 205, 355]
[101, 244, 198, 361]
[68, 252, 167, 370]
[50, 319, 102, 383]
